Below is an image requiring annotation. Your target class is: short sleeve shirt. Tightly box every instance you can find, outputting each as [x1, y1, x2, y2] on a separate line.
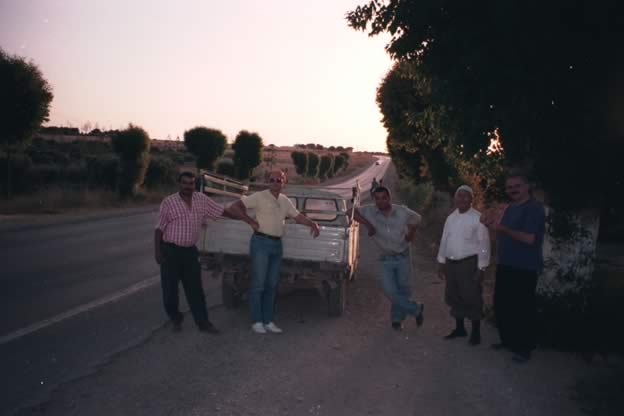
[242, 189, 299, 237]
[496, 199, 546, 272]
[157, 192, 224, 247]
[358, 204, 421, 255]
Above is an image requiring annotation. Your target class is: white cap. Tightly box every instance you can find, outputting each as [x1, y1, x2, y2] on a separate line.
[454, 185, 474, 197]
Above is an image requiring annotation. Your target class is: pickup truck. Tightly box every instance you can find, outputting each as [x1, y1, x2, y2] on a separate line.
[197, 185, 361, 316]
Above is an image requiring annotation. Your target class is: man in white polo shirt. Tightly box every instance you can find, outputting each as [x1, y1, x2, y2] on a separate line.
[437, 185, 491, 345]
[229, 170, 320, 334]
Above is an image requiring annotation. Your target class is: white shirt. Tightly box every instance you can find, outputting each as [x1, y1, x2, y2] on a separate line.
[242, 190, 299, 237]
[437, 207, 490, 269]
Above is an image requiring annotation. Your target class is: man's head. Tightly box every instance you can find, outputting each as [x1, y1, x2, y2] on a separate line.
[178, 171, 196, 197]
[373, 186, 392, 211]
[268, 170, 286, 193]
[505, 172, 530, 203]
[454, 185, 473, 213]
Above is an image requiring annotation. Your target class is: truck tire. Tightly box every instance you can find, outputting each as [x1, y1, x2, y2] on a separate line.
[327, 278, 347, 317]
[222, 274, 241, 309]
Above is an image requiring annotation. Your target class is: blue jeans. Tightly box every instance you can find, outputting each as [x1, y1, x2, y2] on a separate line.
[380, 252, 419, 323]
[249, 234, 283, 324]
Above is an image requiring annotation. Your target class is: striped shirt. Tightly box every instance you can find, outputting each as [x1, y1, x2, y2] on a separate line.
[157, 192, 224, 247]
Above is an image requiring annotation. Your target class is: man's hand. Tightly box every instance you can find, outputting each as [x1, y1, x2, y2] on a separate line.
[155, 250, 162, 265]
[248, 219, 260, 232]
[367, 225, 376, 237]
[473, 269, 485, 283]
[438, 264, 446, 281]
[310, 222, 320, 238]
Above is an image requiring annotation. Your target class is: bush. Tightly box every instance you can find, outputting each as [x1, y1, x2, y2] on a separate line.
[112, 124, 151, 197]
[291, 151, 308, 176]
[0, 154, 33, 194]
[144, 156, 177, 189]
[86, 155, 119, 190]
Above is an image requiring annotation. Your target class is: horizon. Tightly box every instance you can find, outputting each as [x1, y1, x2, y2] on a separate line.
[0, 0, 393, 152]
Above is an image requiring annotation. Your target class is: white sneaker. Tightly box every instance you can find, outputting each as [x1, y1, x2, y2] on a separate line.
[251, 322, 267, 334]
[263, 322, 283, 334]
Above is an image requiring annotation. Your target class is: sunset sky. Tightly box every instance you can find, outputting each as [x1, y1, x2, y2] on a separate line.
[0, 0, 393, 152]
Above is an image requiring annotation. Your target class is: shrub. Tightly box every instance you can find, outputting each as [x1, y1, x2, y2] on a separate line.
[144, 156, 177, 189]
[216, 160, 235, 177]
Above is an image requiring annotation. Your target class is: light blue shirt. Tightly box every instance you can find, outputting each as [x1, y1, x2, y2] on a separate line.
[358, 204, 422, 255]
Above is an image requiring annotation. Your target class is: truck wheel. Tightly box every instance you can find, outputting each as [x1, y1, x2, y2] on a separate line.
[327, 278, 347, 317]
[222, 275, 241, 309]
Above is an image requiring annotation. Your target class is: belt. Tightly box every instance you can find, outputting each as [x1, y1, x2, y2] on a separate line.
[162, 241, 196, 250]
[254, 231, 281, 240]
[380, 250, 409, 259]
[447, 255, 477, 264]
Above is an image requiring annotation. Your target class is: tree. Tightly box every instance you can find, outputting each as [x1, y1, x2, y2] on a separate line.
[112, 124, 151, 197]
[318, 154, 334, 181]
[307, 152, 320, 178]
[0, 49, 53, 198]
[232, 130, 263, 180]
[348, 0, 624, 345]
[290, 151, 308, 176]
[216, 160, 235, 177]
[333, 154, 346, 174]
[183, 127, 226, 172]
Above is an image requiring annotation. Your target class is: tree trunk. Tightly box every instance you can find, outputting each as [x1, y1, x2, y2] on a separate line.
[537, 207, 601, 348]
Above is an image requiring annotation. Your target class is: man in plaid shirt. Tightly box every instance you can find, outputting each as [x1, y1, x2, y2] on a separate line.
[154, 171, 256, 333]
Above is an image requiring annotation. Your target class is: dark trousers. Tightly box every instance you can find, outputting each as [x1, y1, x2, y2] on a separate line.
[160, 242, 209, 325]
[494, 264, 538, 354]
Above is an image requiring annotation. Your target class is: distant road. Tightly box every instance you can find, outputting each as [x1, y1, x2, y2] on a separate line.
[0, 157, 390, 415]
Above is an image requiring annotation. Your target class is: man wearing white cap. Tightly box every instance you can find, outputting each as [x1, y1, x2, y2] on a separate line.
[437, 185, 491, 345]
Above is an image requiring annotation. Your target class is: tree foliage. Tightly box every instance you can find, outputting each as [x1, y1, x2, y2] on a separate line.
[0, 49, 54, 198]
[307, 152, 320, 178]
[318, 154, 334, 180]
[183, 127, 226, 172]
[112, 124, 151, 197]
[291, 151, 308, 175]
[333, 154, 346, 174]
[232, 130, 263, 180]
[347, 0, 624, 210]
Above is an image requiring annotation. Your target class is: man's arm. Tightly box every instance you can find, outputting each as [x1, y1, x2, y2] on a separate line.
[347, 207, 376, 236]
[491, 224, 536, 245]
[226, 200, 259, 231]
[154, 228, 163, 265]
[294, 213, 320, 238]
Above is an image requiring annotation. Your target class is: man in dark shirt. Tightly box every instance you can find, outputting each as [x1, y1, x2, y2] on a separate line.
[481, 173, 545, 363]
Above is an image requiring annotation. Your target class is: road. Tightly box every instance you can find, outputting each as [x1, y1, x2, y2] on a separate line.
[0, 158, 387, 415]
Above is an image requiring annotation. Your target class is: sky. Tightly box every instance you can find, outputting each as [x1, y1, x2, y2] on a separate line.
[0, 0, 393, 152]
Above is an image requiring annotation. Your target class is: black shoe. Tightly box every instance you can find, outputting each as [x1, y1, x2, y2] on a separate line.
[512, 351, 531, 363]
[444, 329, 468, 339]
[415, 304, 425, 327]
[469, 332, 481, 346]
[171, 315, 184, 332]
[391, 322, 403, 331]
[197, 321, 220, 334]
[491, 342, 508, 350]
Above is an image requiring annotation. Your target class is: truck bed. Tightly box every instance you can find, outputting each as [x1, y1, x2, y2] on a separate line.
[199, 218, 349, 264]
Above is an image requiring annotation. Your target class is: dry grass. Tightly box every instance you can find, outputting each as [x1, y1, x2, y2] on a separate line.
[0, 187, 173, 215]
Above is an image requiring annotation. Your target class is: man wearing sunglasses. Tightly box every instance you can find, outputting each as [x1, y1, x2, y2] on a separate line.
[229, 170, 320, 334]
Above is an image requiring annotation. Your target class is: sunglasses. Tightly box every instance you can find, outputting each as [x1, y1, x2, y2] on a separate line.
[269, 178, 284, 183]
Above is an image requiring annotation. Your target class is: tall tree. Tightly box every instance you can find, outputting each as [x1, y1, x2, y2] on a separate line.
[306, 152, 320, 178]
[318, 154, 334, 180]
[348, 0, 624, 343]
[290, 151, 308, 176]
[232, 130, 263, 180]
[112, 124, 151, 197]
[183, 127, 226, 173]
[0, 49, 53, 198]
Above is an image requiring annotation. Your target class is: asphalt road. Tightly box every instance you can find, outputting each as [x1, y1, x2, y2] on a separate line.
[0, 158, 388, 415]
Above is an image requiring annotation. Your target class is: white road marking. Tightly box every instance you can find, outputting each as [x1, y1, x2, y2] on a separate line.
[0, 275, 160, 346]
